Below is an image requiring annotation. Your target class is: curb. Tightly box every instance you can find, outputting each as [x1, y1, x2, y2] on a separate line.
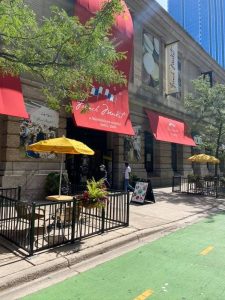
[0, 223, 176, 292]
[0, 205, 219, 292]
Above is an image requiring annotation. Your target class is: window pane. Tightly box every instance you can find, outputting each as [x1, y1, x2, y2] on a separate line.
[145, 131, 154, 172]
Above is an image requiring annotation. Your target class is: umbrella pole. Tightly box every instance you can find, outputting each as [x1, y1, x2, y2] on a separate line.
[59, 154, 64, 196]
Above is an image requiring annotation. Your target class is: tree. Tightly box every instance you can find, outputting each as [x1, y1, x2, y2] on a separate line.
[0, 0, 126, 111]
[185, 76, 225, 174]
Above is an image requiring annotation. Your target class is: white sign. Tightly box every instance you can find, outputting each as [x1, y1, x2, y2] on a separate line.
[165, 42, 179, 94]
[131, 182, 149, 204]
[26, 102, 59, 128]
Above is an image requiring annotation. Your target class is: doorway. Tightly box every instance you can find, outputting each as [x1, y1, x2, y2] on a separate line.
[66, 118, 114, 190]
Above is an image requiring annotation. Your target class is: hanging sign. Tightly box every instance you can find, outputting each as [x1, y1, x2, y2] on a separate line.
[72, 0, 134, 136]
[165, 42, 179, 94]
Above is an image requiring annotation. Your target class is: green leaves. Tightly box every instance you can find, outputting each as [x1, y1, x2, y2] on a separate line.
[185, 76, 225, 157]
[86, 178, 108, 199]
[0, 0, 126, 110]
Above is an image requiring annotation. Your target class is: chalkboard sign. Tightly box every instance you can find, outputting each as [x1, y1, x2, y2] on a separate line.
[131, 180, 155, 204]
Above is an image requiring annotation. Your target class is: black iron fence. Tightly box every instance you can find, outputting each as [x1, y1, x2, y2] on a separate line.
[172, 176, 225, 197]
[0, 187, 129, 256]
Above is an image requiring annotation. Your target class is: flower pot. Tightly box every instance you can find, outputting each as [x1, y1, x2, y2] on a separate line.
[82, 203, 99, 209]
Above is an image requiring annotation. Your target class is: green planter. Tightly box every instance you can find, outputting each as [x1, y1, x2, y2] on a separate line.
[45, 172, 70, 196]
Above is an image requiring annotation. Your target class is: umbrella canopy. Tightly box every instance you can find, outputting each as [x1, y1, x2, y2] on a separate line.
[188, 154, 220, 164]
[27, 136, 94, 196]
[27, 136, 94, 155]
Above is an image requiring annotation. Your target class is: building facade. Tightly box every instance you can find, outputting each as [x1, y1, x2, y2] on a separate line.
[1, 0, 225, 199]
[168, 0, 225, 69]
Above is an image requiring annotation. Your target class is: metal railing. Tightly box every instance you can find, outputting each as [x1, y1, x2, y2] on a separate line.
[172, 176, 222, 197]
[0, 187, 129, 255]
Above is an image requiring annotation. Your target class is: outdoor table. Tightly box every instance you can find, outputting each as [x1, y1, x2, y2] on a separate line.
[45, 195, 74, 231]
[45, 195, 73, 201]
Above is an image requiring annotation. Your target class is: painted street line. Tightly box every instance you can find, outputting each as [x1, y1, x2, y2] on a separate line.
[200, 245, 214, 255]
[134, 289, 153, 300]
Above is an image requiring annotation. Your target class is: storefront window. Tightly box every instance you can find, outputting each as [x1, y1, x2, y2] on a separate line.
[171, 143, 178, 172]
[145, 131, 154, 172]
[142, 30, 160, 90]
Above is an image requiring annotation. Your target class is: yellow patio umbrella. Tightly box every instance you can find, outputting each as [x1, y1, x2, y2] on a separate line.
[27, 136, 94, 195]
[188, 154, 220, 164]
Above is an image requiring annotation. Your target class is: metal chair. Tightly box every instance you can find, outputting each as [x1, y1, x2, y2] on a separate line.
[15, 201, 47, 245]
[55, 204, 81, 238]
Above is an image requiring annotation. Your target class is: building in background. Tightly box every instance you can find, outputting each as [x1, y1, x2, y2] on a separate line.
[1, 0, 225, 198]
[168, 0, 225, 69]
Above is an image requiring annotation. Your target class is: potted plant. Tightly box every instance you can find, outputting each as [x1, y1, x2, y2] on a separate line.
[187, 174, 201, 183]
[45, 172, 71, 196]
[219, 177, 225, 194]
[203, 175, 215, 181]
[187, 174, 203, 189]
[130, 174, 140, 187]
[76, 178, 109, 209]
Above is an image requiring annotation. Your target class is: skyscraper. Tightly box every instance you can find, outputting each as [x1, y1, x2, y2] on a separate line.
[168, 0, 225, 68]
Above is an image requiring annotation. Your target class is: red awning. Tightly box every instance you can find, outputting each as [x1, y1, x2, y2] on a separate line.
[0, 76, 29, 118]
[72, 0, 134, 136]
[146, 110, 196, 146]
[72, 90, 135, 135]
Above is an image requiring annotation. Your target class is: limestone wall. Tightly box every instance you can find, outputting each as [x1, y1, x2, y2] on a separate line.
[2, 0, 225, 196]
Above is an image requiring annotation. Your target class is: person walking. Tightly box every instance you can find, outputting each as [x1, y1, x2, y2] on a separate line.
[124, 162, 134, 192]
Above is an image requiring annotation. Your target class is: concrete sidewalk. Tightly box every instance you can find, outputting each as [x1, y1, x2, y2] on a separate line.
[1, 187, 225, 293]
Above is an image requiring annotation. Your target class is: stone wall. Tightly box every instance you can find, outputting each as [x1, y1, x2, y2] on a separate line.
[1, 0, 225, 197]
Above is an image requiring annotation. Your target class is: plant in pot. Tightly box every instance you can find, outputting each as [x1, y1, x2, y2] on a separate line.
[187, 174, 202, 188]
[76, 178, 109, 209]
[130, 174, 140, 187]
[203, 175, 215, 181]
[45, 172, 70, 196]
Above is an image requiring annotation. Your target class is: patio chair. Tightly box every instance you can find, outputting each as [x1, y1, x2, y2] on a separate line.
[15, 201, 47, 244]
[55, 205, 81, 238]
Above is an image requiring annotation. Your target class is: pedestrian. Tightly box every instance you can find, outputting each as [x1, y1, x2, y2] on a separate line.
[124, 162, 134, 192]
[99, 164, 110, 189]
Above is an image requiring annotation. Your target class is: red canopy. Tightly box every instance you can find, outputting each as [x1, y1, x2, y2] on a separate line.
[0, 76, 28, 118]
[72, 0, 134, 136]
[72, 90, 134, 135]
[146, 110, 196, 146]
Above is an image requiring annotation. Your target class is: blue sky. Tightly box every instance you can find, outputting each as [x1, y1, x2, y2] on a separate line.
[155, 0, 168, 10]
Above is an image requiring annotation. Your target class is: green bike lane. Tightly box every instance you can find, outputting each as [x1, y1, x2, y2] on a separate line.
[23, 212, 225, 300]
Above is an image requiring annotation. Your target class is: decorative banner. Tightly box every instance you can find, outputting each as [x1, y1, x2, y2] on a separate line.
[142, 30, 160, 89]
[165, 42, 179, 94]
[124, 125, 142, 162]
[72, 0, 134, 136]
[20, 101, 59, 158]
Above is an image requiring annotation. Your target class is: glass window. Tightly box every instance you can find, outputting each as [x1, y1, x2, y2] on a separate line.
[142, 30, 160, 90]
[171, 143, 178, 172]
[145, 131, 154, 172]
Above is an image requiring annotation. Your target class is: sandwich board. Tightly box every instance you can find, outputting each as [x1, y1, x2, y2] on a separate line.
[131, 180, 155, 204]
